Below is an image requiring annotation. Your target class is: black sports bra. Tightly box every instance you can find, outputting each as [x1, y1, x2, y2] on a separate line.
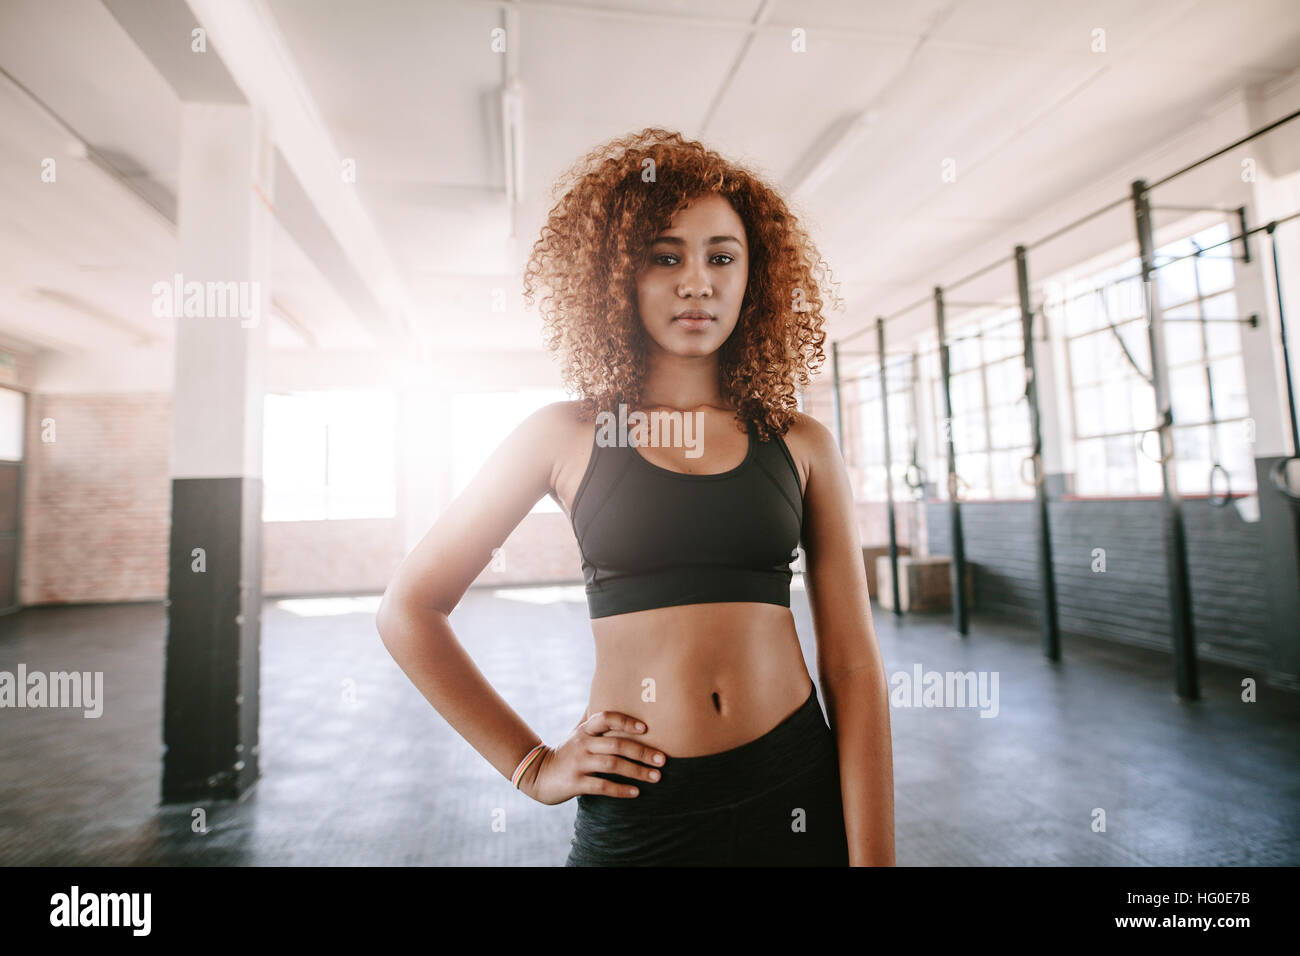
[567, 414, 804, 619]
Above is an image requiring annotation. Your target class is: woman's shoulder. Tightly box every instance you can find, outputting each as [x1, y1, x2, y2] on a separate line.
[530, 399, 601, 445]
[774, 410, 833, 449]
[772, 411, 837, 490]
[531, 398, 586, 423]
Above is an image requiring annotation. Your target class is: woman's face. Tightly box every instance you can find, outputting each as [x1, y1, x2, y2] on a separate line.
[635, 193, 748, 357]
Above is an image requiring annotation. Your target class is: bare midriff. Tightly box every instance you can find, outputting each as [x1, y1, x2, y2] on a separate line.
[585, 600, 815, 757]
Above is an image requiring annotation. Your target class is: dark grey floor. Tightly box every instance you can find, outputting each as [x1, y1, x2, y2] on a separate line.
[2, 581, 1297, 866]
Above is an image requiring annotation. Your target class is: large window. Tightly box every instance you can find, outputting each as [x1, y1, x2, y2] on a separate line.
[0, 386, 23, 461]
[855, 355, 917, 500]
[1049, 221, 1252, 496]
[1158, 225, 1253, 497]
[922, 309, 1033, 500]
[452, 388, 570, 513]
[1054, 259, 1160, 496]
[264, 389, 397, 521]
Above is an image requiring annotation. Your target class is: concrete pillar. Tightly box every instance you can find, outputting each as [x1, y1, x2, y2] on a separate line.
[161, 103, 273, 803]
[1227, 173, 1292, 460]
[1243, 94, 1300, 688]
[1245, 168, 1300, 457]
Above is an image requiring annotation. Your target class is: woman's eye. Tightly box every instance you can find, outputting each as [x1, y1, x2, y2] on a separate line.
[651, 253, 734, 266]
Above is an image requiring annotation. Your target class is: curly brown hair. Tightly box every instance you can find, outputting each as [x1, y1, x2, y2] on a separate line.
[522, 127, 842, 440]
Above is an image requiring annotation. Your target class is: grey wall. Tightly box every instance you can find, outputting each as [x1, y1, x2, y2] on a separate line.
[924, 496, 1274, 673]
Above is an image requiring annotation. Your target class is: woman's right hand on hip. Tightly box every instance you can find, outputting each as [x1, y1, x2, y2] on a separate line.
[517, 712, 666, 805]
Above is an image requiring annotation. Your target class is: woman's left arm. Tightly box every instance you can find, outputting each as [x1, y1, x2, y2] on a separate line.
[795, 412, 896, 867]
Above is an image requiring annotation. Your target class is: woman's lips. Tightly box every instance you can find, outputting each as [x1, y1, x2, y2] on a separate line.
[674, 312, 714, 331]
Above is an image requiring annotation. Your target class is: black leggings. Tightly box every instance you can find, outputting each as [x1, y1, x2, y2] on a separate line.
[565, 681, 849, 866]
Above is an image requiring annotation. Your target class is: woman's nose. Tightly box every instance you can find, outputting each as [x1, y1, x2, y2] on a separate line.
[677, 260, 711, 297]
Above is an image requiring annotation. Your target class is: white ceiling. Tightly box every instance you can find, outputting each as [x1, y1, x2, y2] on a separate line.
[1, 0, 1300, 372]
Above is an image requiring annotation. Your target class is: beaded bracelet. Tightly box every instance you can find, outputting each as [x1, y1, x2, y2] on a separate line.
[512, 743, 547, 789]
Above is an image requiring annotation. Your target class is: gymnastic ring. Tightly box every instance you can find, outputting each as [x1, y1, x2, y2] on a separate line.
[1269, 456, 1300, 502]
[1020, 452, 1045, 487]
[1137, 428, 1173, 464]
[904, 462, 926, 490]
[1207, 462, 1232, 507]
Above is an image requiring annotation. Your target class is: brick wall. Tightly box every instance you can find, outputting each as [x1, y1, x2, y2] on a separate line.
[20, 392, 585, 605]
[22, 393, 172, 603]
[472, 511, 583, 589]
[855, 499, 923, 552]
[262, 517, 405, 596]
[925, 496, 1273, 670]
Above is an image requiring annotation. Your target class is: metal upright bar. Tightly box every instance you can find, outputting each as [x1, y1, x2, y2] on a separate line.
[935, 286, 968, 635]
[1015, 246, 1061, 661]
[830, 340, 845, 451]
[1266, 222, 1300, 455]
[1132, 179, 1199, 701]
[877, 317, 902, 617]
[907, 348, 924, 559]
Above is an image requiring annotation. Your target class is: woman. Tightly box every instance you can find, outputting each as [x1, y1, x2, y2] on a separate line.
[377, 128, 894, 866]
